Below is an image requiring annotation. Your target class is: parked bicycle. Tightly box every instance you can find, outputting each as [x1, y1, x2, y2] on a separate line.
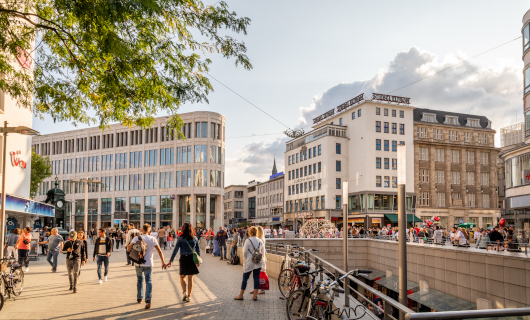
[0, 257, 24, 301]
[286, 268, 371, 320]
[278, 247, 319, 298]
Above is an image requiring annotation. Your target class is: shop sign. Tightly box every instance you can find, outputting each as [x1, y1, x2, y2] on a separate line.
[270, 171, 284, 180]
[331, 217, 338, 221]
[34, 220, 42, 228]
[6, 217, 17, 230]
[10, 150, 27, 169]
[524, 170, 530, 185]
[353, 218, 364, 223]
[272, 217, 280, 221]
[1, 193, 55, 217]
[296, 212, 313, 218]
[372, 218, 381, 224]
[372, 93, 410, 104]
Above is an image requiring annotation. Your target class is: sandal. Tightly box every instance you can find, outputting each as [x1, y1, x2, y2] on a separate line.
[234, 296, 244, 300]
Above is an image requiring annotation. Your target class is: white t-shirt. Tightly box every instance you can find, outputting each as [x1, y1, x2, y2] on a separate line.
[264, 228, 271, 236]
[278, 228, 283, 235]
[457, 231, 467, 245]
[132, 235, 159, 267]
[273, 229, 277, 236]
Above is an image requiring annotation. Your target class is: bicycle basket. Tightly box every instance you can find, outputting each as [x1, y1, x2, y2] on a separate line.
[294, 261, 310, 273]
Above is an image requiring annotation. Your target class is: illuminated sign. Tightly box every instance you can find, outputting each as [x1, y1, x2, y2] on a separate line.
[372, 93, 410, 104]
[10, 150, 27, 169]
[270, 172, 284, 179]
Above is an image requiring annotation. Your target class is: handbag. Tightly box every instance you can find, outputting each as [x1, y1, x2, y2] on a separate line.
[259, 271, 269, 290]
[185, 238, 203, 266]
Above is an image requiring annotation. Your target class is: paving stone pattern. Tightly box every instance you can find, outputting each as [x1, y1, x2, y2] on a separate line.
[1, 244, 288, 320]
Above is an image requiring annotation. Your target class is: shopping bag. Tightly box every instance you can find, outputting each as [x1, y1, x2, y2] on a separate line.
[259, 271, 269, 290]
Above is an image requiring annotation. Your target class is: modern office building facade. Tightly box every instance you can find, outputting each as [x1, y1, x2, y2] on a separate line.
[32, 111, 225, 230]
[284, 95, 416, 230]
[223, 185, 247, 226]
[499, 10, 530, 233]
[413, 108, 500, 229]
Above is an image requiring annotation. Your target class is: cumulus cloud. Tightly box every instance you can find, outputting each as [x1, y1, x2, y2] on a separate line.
[229, 47, 522, 184]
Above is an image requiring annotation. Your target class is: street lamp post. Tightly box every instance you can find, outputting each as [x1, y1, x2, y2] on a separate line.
[0, 121, 39, 259]
[71, 177, 101, 233]
[397, 144, 408, 320]
[342, 181, 349, 308]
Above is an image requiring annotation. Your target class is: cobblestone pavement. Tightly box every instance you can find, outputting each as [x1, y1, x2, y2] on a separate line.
[1, 244, 288, 320]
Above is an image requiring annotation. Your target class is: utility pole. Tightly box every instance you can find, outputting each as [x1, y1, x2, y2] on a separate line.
[397, 144, 407, 320]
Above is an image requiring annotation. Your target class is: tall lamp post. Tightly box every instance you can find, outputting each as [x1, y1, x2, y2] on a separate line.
[71, 177, 101, 233]
[397, 144, 408, 320]
[0, 121, 39, 259]
[342, 181, 349, 307]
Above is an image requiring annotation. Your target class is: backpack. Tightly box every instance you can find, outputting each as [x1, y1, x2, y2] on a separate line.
[231, 253, 240, 265]
[129, 235, 147, 264]
[248, 240, 262, 264]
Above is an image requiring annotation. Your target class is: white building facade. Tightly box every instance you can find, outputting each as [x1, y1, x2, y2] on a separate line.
[32, 112, 225, 231]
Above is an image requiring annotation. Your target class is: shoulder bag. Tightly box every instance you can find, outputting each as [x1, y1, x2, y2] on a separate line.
[185, 237, 202, 266]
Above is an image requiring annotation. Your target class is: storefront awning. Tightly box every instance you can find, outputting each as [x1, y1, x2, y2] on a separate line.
[407, 289, 476, 312]
[375, 275, 419, 291]
[385, 214, 422, 224]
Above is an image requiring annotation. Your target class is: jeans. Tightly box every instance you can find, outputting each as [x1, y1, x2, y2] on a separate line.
[6, 246, 17, 260]
[66, 259, 81, 289]
[219, 244, 227, 259]
[206, 239, 212, 247]
[47, 249, 60, 271]
[230, 246, 237, 259]
[241, 268, 261, 290]
[97, 255, 110, 280]
[136, 266, 153, 301]
[18, 249, 29, 268]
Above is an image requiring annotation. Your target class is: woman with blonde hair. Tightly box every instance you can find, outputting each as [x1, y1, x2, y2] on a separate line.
[234, 226, 265, 301]
[254, 226, 267, 295]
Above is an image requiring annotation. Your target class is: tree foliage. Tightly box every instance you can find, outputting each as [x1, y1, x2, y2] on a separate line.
[0, 0, 251, 131]
[30, 150, 52, 198]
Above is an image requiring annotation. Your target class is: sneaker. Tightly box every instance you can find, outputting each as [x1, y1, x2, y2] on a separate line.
[137, 299, 142, 304]
[182, 295, 187, 302]
[104, 276, 108, 282]
[73, 288, 77, 293]
[25, 268, 29, 272]
[145, 302, 151, 309]
[98, 280, 103, 284]
[185, 296, 190, 303]
[117, 249, 120, 252]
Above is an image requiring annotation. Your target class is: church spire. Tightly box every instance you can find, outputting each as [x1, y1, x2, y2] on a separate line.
[272, 155, 278, 175]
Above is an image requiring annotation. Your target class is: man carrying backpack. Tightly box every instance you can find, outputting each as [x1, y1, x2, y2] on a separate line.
[217, 226, 228, 261]
[93, 228, 112, 284]
[127, 223, 167, 310]
[125, 223, 140, 266]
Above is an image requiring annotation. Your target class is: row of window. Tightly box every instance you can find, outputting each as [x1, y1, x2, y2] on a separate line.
[375, 121, 406, 135]
[288, 145, 322, 165]
[224, 201, 244, 210]
[257, 193, 283, 205]
[375, 176, 398, 188]
[417, 127, 491, 144]
[376, 107, 404, 118]
[418, 192, 490, 208]
[375, 140, 404, 151]
[288, 179, 322, 195]
[288, 162, 322, 181]
[376, 158, 398, 170]
[419, 170, 490, 185]
[418, 148, 490, 165]
[286, 196, 326, 212]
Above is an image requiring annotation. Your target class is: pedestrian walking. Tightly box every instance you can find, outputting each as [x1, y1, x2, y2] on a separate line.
[16, 227, 32, 272]
[167, 232, 173, 250]
[255, 226, 267, 295]
[4, 228, 20, 260]
[158, 227, 167, 250]
[93, 228, 112, 284]
[126, 223, 141, 266]
[168, 222, 201, 303]
[205, 228, 214, 248]
[37, 228, 64, 273]
[216, 226, 228, 261]
[77, 231, 89, 278]
[234, 226, 265, 301]
[230, 228, 239, 260]
[127, 224, 167, 309]
[61, 231, 87, 293]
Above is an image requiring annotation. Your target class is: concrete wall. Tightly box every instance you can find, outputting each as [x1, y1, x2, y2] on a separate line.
[264, 238, 530, 309]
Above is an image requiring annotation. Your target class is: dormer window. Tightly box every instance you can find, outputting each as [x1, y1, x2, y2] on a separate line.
[466, 118, 480, 128]
[421, 113, 437, 123]
[444, 116, 459, 125]
[487, 120, 492, 129]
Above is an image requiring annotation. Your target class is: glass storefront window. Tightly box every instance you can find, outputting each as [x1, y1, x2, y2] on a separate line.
[130, 197, 141, 213]
[161, 195, 173, 213]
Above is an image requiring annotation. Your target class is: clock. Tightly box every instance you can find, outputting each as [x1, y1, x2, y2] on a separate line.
[56, 200, 64, 208]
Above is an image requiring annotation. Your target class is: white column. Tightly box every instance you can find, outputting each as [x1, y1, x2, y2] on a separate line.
[172, 196, 177, 229]
[206, 193, 211, 230]
[190, 194, 196, 227]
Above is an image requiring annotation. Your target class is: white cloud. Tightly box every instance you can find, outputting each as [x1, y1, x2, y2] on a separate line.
[228, 47, 522, 185]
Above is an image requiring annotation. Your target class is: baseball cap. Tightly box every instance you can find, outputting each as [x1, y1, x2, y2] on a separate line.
[69, 230, 77, 239]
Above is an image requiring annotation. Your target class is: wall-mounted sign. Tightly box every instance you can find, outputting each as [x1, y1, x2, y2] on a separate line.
[10, 150, 27, 169]
[337, 94, 364, 112]
[313, 108, 336, 124]
[1, 193, 55, 217]
[372, 218, 382, 224]
[524, 170, 530, 185]
[270, 172, 284, 180]
[272, 217, 280, 221]
[372, 93, 410, 104]
[6, 217, 17, 230]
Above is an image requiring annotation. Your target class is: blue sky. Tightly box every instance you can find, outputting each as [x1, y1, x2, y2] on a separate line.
[33, 1, 530, 185]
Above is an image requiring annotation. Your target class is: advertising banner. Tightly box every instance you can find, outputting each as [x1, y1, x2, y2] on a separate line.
[2, 193, 55, 217]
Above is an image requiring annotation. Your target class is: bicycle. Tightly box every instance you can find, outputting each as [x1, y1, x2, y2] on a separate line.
[0, 257, 24, 300]
[278, 248, 319, 298]
[286, 269, 371, 320]
[278, 243, 300, 272]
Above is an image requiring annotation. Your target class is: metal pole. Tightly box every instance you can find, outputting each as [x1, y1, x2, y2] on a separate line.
[398, 183, 407, 320]
[84, 177, 88, 234]
[0, 121, 7, 260]
[343, 202, 349, 307]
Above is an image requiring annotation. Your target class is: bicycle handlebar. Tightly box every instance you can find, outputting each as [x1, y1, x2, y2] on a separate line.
[299, 268, 324, 277]
[326, 269, 372, 289]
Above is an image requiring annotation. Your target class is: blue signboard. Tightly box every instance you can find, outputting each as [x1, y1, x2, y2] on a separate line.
[270, 172, 284, 180]
[6, 217, 16, 230]
[272, 217, 280, 221]
[34, 220, 42, 229]
[1, 193, 55, 217]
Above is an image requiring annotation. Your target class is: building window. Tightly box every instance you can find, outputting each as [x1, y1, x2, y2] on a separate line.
[445, 116, 459, 125]
[481, 152, 489, 165]
[376, 139, 381, 150]
[392, 158, 397, 170]
[466, 118, 480, 127]
[481, 172, 490, 186]
[376, 107, 380, 115]
[466, 151, 474, 164]
[421, 113, 437, 122]
[433, 129, 443, 140]
[399, 124, 405, 135]
[339, 118, 343, 125]
[392, 123, 397, 134]
[478, 134, 488, 144]
[384, 158, 389, 169]
[467, 193, 476, 208]
[336, 143, 341, 154]
[376, 121, 381, 132]
[435, 149, 444, 162]
[467, 172, 475, 185]
[376, 157, 381, 169]
[384, 140, 389, 151]
[384, 108, 388, 116]
[482, 194, 490, 208]
[309, 149, 312, 159]
[304, 166, 308, 176]
[376, 176, 381, 187]
[435, 170, 445, 184]
[392, 177, 397, 188]
[384, 176, 390, 188]
[358, 109, 361, 117]
[336, 160, 341, 172]
[451, 150, 459, 163]
[321, 196, 325, 209]
[400, 110, 404, 118]
[318, 162, 321, 173]
[419, 147, 429, 161]
[318, 145, 321, 155]
[418, 191, 429, 206]
[417, 127, 428, 138]
[384, 122, 389, 133]
[436, 193, 445, 207]
[392, 109, 396, 117]
[449, 130, 459, 141]
[336, 178, 341, 189]
[419, 169, 429, 183]
[352, 112, 356, 119]
[392, 140, 397, 152]
[335, 196, 342, 209]
[451, 171, 460, 184]
[318, 179, 322, 190]
[309, 165, 312, 175]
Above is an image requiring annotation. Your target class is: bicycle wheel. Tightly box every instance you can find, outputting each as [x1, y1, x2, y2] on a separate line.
[12, 269, 24, 296]
[281, 259, 286, 272]
[0, 289, 3, 311]
[278, 269, 294, 298]
[309, 302, 324, 320]
[286, 289, 311, 320]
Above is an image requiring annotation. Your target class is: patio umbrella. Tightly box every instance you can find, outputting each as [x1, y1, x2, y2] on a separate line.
[458, 222, 476, 228]
[486, 226, 494, 230]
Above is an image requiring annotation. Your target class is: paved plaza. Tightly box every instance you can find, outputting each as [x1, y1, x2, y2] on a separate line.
[1, 244, 288, 320]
